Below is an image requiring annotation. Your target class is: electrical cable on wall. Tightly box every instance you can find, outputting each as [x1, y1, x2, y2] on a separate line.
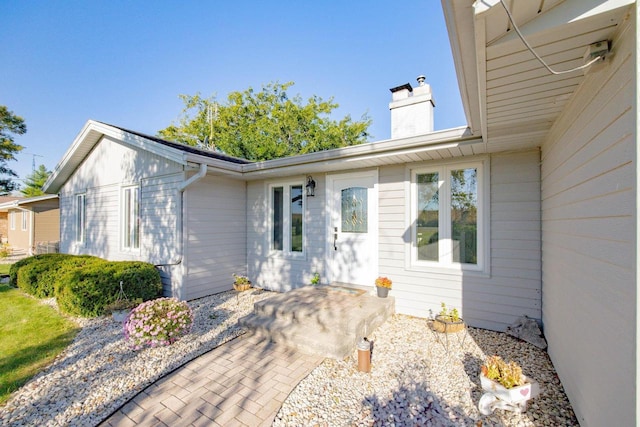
[499, 0, 605, 75]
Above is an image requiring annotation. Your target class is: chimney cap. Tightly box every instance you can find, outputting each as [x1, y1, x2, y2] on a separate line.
[417, 75, 426, 85]
[389, 83, 413, 93]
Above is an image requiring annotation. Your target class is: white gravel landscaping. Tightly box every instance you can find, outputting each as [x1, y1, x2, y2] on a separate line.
[275, 314, 578, 426]
[1, 289, 271, 427]
[1, 288, 578, 427]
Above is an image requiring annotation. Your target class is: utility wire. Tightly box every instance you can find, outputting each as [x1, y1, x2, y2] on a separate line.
[499, 0, 604, 75]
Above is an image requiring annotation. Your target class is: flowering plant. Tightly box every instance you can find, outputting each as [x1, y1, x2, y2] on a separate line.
[232, 273, 251, 285]
[481, 355, 526, 389]
[375, 276, 392, 289]
[124, 297, 193, 350]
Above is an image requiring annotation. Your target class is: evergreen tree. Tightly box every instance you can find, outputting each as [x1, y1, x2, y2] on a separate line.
[21, 164, 51, 197]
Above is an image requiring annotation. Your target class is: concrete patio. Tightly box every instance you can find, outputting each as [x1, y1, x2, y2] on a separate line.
[239, 284, 395, 359]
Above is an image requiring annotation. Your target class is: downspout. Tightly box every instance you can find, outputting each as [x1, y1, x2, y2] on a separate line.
[155, 162, 208, 268]
[156, 163, 207, 267]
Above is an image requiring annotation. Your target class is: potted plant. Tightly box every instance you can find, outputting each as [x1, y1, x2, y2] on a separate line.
[478, 355, 538, 414]
[374, 276, 392, 298]
[104, 281, 141, 322]
[433, 302, 465, 333]
[104, 298, 141, 322]
[232, 273, 251, 291]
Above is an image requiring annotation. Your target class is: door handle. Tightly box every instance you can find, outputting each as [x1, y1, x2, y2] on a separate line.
[333, 227, 338, 250]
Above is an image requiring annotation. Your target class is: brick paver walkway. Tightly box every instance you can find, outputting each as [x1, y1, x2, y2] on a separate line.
[101, 333, 323, 427]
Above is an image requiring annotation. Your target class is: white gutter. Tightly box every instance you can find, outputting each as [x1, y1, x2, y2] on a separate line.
[179, 163, 208, 191]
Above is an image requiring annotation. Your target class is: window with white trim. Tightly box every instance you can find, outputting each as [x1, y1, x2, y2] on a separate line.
[121, 186, 140, 250]
[76, 193, 86, 243]
[411, 161, 485, 270]
[21, 211, 28, 231]
[269, 182, 304, 256]
[9, 211, 15, 230]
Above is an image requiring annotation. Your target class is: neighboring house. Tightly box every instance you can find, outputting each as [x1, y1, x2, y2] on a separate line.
[0, 196, 21, 242]
[43, 1, 637, 425]
[0, 195, 60, 254]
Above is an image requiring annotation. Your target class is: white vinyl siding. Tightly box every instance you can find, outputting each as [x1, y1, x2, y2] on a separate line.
[58, 135, 183, 295]
[540, 13, 635, 427]
[248, 176, 325, 290]
[182, 175, 247, 300]
[378, 151, 540, 331]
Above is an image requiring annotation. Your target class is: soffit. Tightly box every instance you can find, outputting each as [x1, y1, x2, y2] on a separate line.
[445, 0, 633, 148]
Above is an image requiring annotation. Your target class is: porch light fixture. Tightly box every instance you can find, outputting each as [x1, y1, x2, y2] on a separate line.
[306, 175, 316, 197]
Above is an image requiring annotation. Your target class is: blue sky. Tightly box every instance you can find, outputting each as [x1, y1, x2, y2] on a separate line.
[1, 1, 465, 186]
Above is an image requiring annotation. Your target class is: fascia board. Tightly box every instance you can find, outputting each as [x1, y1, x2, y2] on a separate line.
[0, 194, 57, 211]
[43, 120, 102, 193]
[44, 120, 189, 193]
[441, 0, 483, 136]
[241, 126, 480, 177]
[183, 154, 244, 176]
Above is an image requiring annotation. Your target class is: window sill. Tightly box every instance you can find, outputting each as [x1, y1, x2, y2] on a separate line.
[268, 250, 306, 261]
[405, 263, 490, 279]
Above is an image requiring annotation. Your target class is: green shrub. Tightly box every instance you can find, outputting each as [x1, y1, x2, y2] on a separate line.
[9, 254, 74, 295]
[56, 261, 162, 317]
[14, 254, 101, 297]
[11, 254, 73, 289]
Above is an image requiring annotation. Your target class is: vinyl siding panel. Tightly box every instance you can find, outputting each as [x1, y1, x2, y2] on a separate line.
[33, 207, 60, 243]
[247, 175, 325, 290]
[182, 175, 247, 300]
[58, 135, 184, 296]
[377, 150, 541, 331]
[540, 13, 635, 427]
[7, 209, 30, 251]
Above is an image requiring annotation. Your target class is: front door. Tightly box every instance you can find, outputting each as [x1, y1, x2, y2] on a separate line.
[327, 171, 378, 286]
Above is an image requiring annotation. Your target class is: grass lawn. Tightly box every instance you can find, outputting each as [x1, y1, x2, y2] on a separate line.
[0, 283, 79, 405]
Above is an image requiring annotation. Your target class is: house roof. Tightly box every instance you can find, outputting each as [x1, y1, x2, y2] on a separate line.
[0, 194, 58, 212]
[443, 0, 633, 149]
[43, 120, 252, 193]
[44, 119, 484, 192]
[101, 123, 251, 165]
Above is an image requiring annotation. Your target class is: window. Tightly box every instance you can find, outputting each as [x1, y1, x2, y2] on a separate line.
[9, 211, 15, 230]
[270, 182, 304, 255]
[341, 187, 368, 233]
[411, 161, 485, 270]
[21, 211, 28, 231]
[122, 186, 140, 250]
[76, 194, 86, 243]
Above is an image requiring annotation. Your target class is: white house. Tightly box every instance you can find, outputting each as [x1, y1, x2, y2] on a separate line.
[44, 1, 637, 425]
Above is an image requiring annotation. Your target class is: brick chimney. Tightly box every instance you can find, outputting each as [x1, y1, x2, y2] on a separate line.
[389, 75, 435, 139]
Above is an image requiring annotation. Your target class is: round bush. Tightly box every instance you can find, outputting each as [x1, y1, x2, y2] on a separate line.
[16, 255, 100, 298]
[55, 261, 162, 317]
[124, 298, 193, 350]
[10, 253, 74, 288]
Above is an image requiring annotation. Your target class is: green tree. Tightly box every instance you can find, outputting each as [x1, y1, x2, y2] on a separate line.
[158, 81, 372, 161]
[0, 106, 26, 194]
[21, 164, 51, 197]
